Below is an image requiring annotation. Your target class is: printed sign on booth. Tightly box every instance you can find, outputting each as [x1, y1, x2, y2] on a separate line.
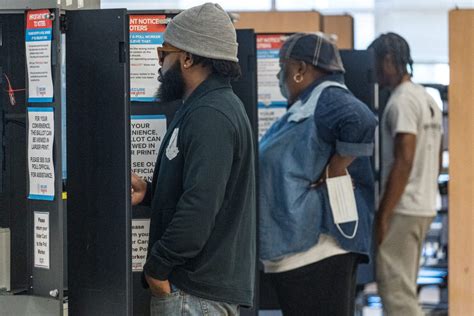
[26, 9, 54, 103]
[132, 219, 150, 272]
[131, 115, 167, 182]
[28, 107, 55, 201]
[34, 212, 50, 269]
[257, 34, 289, 139]
[129, 15, 168, 102]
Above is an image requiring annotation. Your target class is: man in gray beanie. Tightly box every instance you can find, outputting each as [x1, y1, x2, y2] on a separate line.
[131, 3, 256, 315]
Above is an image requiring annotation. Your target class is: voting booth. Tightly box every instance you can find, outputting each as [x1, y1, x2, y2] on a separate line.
[0, 7, 68, 315]
[0, 5, 259, 316]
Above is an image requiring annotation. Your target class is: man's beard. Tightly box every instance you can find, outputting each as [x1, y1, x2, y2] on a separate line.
[156, 60, 185, 103]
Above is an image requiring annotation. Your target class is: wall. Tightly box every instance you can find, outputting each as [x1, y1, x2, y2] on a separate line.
[448, 8, 474, 316]
[322, 15, 354, 49]
[234, 11, 322, 33]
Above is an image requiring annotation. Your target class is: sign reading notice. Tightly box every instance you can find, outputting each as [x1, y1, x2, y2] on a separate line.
[28, 107, 55, 201]
[34, 212, 50, 269]
[26, 9, 54, 103]
[131, 115, 167, 182]
[132, 219, 150, 272]
[257, 34, 289, 139]
[129, 15, 168, 102]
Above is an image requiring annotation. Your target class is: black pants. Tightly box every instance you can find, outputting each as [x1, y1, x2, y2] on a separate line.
[269, 253, 360, 316]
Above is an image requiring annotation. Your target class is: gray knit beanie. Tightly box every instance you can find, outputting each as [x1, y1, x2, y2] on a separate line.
[164, 3, 239, 62]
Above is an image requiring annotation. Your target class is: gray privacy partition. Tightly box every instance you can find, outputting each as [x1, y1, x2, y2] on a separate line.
[66, 9, 132, 316]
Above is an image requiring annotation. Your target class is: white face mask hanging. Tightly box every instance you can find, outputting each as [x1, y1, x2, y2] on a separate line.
[325, 167, 359, 239]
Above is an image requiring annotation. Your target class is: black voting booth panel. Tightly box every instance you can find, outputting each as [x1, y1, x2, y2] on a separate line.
[232, 29, 259, 316]
[233, 30, 259, 133]
[67, 9, 132, 316]
[0, 8, 66, 306]
[340, 50, 378, 112]
[0, 12, 29, 292]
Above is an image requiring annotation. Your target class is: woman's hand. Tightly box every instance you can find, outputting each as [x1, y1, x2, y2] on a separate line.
[310, 161, 350, 188]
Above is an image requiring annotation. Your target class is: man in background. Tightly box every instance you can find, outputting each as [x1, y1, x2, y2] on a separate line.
[369, 33, 443, 316]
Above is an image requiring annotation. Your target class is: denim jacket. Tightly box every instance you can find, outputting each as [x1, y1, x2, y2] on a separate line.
[259, 74, 378, 262]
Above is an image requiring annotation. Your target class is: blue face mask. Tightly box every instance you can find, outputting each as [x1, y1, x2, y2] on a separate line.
[278, 66, 289, 100]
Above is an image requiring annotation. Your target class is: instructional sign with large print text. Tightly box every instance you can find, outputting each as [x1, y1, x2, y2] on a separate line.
[131, 115, 167, 182]
[28, 107, 55, 201]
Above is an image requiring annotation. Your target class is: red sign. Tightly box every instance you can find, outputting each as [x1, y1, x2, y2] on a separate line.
[27, 9, 53, 30]
[129, 15, 168, 33]
[257, 34, 288, 50]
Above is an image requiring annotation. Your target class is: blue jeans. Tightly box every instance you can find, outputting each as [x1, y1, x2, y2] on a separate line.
[150, 287, 240, 316]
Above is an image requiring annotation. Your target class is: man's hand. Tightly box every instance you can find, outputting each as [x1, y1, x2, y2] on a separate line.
[145, 274, 171, 297]
[131, 172, 147, 206]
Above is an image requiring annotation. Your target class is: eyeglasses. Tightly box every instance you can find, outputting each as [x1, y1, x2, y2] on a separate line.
[157, 45, 183, 64]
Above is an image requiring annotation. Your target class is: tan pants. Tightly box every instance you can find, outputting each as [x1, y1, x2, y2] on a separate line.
[376, 213, 434, 316]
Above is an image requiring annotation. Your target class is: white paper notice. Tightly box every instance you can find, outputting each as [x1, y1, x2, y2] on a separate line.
[258, 104, 288, 140]
[129, 15, 168, 102]
[34, 212, 50, 269]
[131, 115, 167, 182]
[28, 107, 55, 201]
[257, 34, 289, 139]
[132, 219, 150, 272]
[26, 10, 54, 103]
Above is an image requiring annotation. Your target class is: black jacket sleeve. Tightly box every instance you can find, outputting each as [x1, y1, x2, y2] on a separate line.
[143, 106, 236, 280]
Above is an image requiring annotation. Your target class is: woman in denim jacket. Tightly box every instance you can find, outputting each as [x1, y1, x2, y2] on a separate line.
[259, 33, 378, 315]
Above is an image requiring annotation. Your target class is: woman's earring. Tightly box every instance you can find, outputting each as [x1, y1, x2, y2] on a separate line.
[293, 73, 304, 83]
